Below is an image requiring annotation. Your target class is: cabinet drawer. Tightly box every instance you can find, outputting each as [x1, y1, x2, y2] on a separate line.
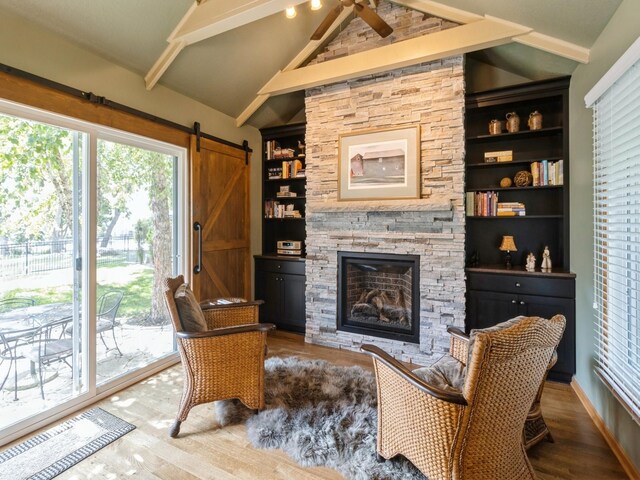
[467, 272, 574, 298]
[255, 257, 305, 275]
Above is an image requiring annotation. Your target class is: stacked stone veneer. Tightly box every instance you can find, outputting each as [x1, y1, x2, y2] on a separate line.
[303, 1, 466, 365]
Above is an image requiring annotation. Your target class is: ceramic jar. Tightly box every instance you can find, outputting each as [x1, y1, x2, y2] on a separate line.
[489, 119, 501, 135]
[528, 111, 543, 130]
[506, 112, 520, 133]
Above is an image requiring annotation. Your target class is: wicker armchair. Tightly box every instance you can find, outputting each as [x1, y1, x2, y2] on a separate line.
[362, 315, 566, 480]
[163, 275, 275, 438]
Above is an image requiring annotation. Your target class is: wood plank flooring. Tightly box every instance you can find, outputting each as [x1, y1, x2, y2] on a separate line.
[8, 331, 630, 479]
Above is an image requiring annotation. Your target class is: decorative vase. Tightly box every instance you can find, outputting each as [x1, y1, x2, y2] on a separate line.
[506, 112, 520, 133]
[528, 111, 543, 130]
[489, 119, 501, 135]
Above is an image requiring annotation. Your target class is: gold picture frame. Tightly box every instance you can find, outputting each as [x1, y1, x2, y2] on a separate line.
[338, 125, 420, 201]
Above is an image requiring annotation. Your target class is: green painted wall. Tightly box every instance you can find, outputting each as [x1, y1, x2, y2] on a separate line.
[570, 0, 640, 471]
[0, 10, 263, 294]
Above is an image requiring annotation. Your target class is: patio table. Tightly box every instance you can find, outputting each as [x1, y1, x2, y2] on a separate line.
[0, 303, 74, 400]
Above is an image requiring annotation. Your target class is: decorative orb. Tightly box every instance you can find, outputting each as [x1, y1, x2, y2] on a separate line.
[500, 177, 512, 188]
[514, 170, 533, 187]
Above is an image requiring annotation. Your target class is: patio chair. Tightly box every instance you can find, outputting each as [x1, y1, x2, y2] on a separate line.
[163, 275, 275, 438]
[67, 292, 124, 355]
[24, 317, 73, 400]
[96, 291, 124, 356]
[362, 315, 566, 480]
[0, 324, 40, 401]
[0, 298, 36, 314]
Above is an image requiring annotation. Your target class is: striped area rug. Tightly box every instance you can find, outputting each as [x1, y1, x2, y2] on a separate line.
[0, 408, 135, 480]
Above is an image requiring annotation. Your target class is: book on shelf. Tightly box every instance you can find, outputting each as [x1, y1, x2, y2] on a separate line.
[484, 150, 513, 163]
[529, 160, 563, 186]
[276, 192, 298, 197]
[467, 191, 499, 217]
[264, 200, 302, 219]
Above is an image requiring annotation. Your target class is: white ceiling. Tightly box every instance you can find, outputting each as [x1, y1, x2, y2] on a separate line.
[0, 0, 623, 128]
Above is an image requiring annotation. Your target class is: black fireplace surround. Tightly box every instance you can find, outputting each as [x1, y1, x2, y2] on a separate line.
[337, 251, 420, 344]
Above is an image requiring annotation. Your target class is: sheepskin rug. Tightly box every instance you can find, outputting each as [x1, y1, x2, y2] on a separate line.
[214, 356, 425, 480]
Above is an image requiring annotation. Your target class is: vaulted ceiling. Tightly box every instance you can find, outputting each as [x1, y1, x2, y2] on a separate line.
[0, 0, 623, 129]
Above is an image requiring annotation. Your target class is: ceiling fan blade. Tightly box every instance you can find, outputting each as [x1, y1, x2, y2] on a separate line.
[353, 2, 393, 38]
[310, 4, 344, 40]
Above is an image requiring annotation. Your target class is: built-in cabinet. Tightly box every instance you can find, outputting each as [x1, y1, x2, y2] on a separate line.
[464, 77, 575, 382]
[254, 256, 306, 333]
[254, 124, 306, 333]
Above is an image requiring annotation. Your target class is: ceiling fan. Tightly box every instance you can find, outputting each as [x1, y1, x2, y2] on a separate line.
[310, 0, 393, 41]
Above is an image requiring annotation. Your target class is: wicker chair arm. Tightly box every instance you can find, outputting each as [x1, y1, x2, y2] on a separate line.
[446, 326, 469, 342]
[200, 299, 265, 310]
[361, 344, 467, 405]
[176, 323, 275, 339]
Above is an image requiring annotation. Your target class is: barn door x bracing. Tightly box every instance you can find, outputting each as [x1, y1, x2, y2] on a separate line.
[190, 136, 251, 300]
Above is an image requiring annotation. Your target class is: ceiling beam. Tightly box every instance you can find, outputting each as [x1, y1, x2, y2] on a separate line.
[514, 31, 590, 64]
[392, 0, 589, 64]
[259, 17, 531, 96]
[171, 0, 309, 45]
[145, 0, 309, 90]
[236, 6, 353, 126]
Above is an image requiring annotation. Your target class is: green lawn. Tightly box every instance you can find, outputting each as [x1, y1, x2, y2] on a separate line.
[1, 263, 157, 323]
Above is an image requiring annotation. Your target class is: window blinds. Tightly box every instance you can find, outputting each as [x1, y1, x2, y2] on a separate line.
[593, 57, 640, 423]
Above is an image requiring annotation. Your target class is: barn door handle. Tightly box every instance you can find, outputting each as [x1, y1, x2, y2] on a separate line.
[193, 222, 202, 274]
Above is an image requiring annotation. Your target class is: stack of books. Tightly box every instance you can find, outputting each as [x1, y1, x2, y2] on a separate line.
[497, 202, 526, 216]
[276, 186, 297, 198]
[484, 150, 513, 163]
[530, 160, 563, 186]
[267, 167, 283, 179]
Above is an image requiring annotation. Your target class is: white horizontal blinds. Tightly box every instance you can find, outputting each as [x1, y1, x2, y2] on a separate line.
[593, 57, 640, 423]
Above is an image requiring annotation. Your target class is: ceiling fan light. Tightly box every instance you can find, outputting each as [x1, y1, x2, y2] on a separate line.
[285, 6, 297, 18]
[310, 0, 322, 10]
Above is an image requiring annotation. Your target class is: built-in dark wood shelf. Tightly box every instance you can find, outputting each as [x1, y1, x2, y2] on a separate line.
[466, 185, 563, 192]
[466, 215, 563, 220]
[466, 264, 576, 278]
[266, 177, 306, 182]
[466, 156, 563, 168]
[466, 126, 563, 143]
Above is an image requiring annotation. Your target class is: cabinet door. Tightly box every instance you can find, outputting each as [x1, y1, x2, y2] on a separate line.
[518, 294, 575, 381]
[281, 273, 306, 333]
[467, 290, 519, 331]
[256, 270, 283, 324]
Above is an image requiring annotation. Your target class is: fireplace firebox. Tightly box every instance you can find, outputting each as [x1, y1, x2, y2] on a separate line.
[337, 252, 420, 343]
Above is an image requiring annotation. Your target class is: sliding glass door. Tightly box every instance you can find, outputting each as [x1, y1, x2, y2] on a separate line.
[0, 101, 184, 443]
[95, 137, 177, 385]
[0, 112, 88, 431]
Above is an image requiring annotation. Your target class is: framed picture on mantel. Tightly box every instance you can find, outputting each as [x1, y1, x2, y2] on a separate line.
[338, 125, 420, 201]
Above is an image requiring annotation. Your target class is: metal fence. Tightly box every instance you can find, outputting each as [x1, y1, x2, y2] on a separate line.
[0, 234, 141, 278]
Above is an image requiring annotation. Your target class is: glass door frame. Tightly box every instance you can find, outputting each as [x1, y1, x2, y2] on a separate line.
[0, 99, 185, 447]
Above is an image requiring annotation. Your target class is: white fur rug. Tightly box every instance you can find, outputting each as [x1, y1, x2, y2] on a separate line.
[215, 356, 425, 480]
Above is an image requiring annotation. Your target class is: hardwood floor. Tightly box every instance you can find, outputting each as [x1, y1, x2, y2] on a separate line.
[11, 331, 630, 479]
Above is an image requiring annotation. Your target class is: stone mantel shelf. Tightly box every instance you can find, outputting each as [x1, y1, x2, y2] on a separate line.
[307, 197, 453, 213]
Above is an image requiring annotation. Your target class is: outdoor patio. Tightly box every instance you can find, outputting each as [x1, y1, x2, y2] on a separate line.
[0, 320, 174, 432]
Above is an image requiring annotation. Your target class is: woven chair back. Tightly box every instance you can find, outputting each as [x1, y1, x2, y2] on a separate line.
[163, 275, 186, 333]
[458, 315, 566, 478]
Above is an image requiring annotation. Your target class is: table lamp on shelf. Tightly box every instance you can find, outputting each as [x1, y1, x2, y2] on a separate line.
[499, 235, 517, 268]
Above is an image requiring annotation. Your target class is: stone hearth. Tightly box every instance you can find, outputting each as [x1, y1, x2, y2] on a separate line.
[303, 1, 466, 365]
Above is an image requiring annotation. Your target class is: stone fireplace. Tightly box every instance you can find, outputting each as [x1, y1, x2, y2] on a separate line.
[303, 1, 466, 365]
[338, 252, 420, 343]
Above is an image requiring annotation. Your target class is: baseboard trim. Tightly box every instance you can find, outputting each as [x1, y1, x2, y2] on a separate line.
[571, 379, 640, 480]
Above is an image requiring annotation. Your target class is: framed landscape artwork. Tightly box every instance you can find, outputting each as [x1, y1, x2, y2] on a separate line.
[338, 125, 420, 200]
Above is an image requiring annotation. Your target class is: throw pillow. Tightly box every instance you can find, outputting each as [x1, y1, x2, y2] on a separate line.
[174, 283, 207, 332]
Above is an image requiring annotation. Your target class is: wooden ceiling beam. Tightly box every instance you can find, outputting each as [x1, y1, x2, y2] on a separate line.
[258, 17, 531, 96]
[236, 6, 353, 126]
[145, 0, 309, 90]
[392, 0, 589, 64]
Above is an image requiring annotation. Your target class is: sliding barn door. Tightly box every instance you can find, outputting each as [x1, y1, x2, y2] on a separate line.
[190, 135, 251, 300]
